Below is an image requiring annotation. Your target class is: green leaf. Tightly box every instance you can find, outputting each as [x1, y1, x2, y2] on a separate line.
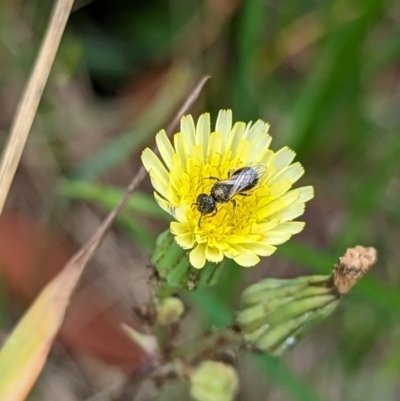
[288, 0, 384, 156]
[188, 287, 234, 328]
[233, 0, 267, 118]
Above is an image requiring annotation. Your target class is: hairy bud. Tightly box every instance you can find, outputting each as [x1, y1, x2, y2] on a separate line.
[156, 296, 185, 326]
[189, 361, 239, 401]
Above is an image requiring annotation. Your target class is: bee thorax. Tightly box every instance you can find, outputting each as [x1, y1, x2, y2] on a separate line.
[211, 184, 230, 203]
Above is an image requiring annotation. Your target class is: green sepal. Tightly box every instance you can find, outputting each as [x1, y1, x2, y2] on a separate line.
[266, 299, 340, 356]
[151, 230, 192, 288]
[240, 275, 330, 307]
[151, 230, 223, 290]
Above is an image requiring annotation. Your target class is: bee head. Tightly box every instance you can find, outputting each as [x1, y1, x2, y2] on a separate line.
[196, 193, 216, 215]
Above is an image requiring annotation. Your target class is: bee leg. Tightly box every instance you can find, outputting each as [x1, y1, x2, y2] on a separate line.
[198, 208, 218, 228]
[238, 192, 250, 197]
[231, 199, 237, 216]
[200, 176, 220, 183]
[208, 207, 218, 218]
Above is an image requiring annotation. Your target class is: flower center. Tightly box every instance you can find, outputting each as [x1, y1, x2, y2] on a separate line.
[169, 153, 272, 241]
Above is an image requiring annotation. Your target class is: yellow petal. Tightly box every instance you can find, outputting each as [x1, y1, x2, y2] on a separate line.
[215, 109, 232, 139]
[251, 219, 280, 233]
[274, 202, 305, 221]
[271, 147, 296, 172]
[259, 148, 274, 166]
[174, 132, 190, 166]
[264, 231, 292, 245]
[247, 131, 272, 163]
[298, 186, 314, 202]
[175, 206, 189, 223]
[149, 174, 169, 200]
[234, 138, 250, 162]
[180, 115, 195, 151]
[246, 120, 270, 141]
[269, 162, 304, 185]
[170, 221, 189, 235]
[208, 237, 230, 251]
[223, 246, 240, 258]
[276, 189, 301, 207]
[175, 233, 195, 249]
[196, 113, 211, 161]
[141, 148, 169, 183]
[262, 186, 310, 213]
[228, 234, 262, 244]
[190, 243, 207, 269]
[226, 122, 246, 155]
[155, 130, 175, 170]
[246, 241, 276, 256]
[258, 198, 286, 218]
[207, 132, 223, 163]
[154, 192, 176, 217]
[205, 246, 224, 263]
[275, 221, 305, 234]
[233, 248, 260, 267]
[190, 144, 204, 168]
[268, 179, 292, 198]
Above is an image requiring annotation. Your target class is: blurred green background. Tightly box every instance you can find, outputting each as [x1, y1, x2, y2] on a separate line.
[1, 0, 400, 400]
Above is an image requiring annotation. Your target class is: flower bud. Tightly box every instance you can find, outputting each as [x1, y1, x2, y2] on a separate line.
[237, 275, 339, 356]
[156, 296, 185, 326]
[237, 245, 377, 356]
[189, 361, 239, 401]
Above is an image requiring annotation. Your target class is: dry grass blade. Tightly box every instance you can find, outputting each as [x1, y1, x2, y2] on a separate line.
[0, 0, 74, 213]
[0, 75, 209, 401]
[118, 75, 210, 202]
[166, 75, 210, 135]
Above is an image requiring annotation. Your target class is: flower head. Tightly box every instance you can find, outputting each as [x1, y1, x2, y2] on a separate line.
[142, 110, 313, 269]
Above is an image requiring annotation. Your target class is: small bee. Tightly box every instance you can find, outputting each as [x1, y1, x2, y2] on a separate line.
[194, 165, 267, 227]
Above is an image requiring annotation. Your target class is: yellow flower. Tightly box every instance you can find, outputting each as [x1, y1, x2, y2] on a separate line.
[142, 110, 313, 269]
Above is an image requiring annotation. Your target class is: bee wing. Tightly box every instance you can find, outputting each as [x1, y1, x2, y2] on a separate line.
[217, 175, 238, 194]
[227, 175, 248, 198]
[248, 164, 268, 177]
[227, 165, 268, 198]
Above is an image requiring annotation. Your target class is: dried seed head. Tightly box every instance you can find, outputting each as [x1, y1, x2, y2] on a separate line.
[333, 246, 377, 294]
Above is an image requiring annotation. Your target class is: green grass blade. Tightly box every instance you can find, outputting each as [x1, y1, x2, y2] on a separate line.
[252, 353, 326, 401]
[60, 179, 170, 221]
